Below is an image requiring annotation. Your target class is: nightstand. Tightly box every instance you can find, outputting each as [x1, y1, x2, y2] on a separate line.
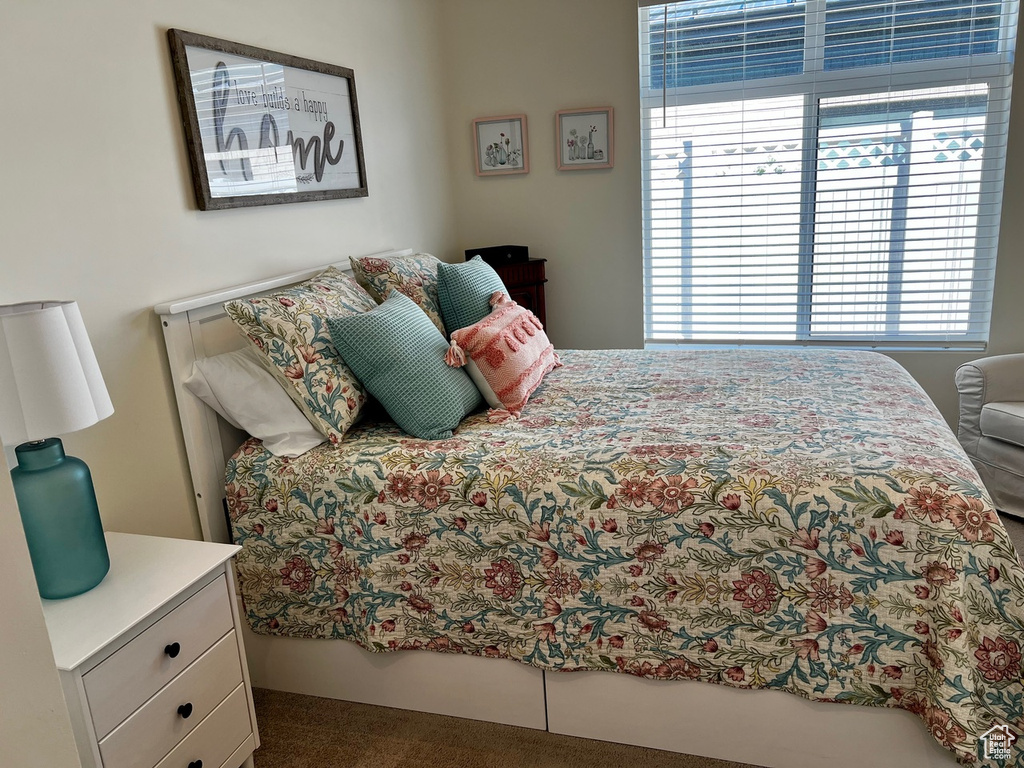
[493, 258, 547, 328]
[41, 532, 259, 768]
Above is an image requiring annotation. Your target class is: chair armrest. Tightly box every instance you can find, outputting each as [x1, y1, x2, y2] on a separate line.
[955, 354, 1024, 454]
[956, 354, 1024, 404]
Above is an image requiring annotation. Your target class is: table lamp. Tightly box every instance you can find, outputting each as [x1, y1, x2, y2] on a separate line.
[0, 301, 114, 599]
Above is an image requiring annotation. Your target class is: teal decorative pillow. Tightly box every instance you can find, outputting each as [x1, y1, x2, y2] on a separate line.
[327, 292, 482, 440]
[349, 253, 447, 336]
[224, 267, 378, 443]
[437, 256, 508, 333]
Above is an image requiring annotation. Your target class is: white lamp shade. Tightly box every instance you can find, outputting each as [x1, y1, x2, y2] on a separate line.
[0, 301, 114, 446]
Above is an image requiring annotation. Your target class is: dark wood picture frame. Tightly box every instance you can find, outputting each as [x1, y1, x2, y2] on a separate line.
[168, 29, 368, 210]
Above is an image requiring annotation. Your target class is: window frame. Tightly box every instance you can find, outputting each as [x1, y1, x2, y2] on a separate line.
[639, 0, 1017, 350]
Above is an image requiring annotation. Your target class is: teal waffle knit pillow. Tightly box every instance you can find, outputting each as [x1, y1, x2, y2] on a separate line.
[437, 256, 508, 333]
[327, 292, 482, 440]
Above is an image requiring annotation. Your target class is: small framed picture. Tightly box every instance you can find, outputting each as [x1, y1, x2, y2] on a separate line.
[556, 107, 614, 171]
[473, 114, 529, 176]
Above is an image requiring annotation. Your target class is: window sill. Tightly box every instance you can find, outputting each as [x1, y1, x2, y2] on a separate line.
[644, 341, 988, 354]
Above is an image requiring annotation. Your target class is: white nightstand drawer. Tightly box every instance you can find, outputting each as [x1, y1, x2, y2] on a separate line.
[43, 535, 257, 768]
[84, 574, 234, 738]
[98, 631, 243, 768]
[154, 683, 252, 768]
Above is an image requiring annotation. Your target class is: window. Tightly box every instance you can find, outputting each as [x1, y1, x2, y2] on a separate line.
[640, 0, 1018, 348]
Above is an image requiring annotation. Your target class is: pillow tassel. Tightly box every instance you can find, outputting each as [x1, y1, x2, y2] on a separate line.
[490, 291, 509, 307]
[445, 338, 467, 368]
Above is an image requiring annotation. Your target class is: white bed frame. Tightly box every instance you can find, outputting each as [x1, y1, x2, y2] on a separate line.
[155, 251, 957, 768]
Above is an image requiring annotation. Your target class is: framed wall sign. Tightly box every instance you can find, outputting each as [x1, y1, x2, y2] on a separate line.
[556, 107, 614, 171]
[167, 29, 368, 210]
[473, 115, 529, 176]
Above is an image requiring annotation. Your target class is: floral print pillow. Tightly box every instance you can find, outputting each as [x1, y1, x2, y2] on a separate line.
[224, 267, 378, 443]
[349, 253, 447, 336]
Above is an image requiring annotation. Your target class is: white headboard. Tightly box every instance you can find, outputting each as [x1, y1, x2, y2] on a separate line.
[154, 248, 413, 543]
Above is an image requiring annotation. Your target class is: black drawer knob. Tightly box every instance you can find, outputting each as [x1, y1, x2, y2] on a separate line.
[164, 642, 181, 658]
[188, 761, 203, 768]
[177, 702, 194, 719]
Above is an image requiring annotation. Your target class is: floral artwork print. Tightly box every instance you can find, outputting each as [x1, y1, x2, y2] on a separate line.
[473, 116, 529, 176]
[557, 108, 612, 169]
[226, 349, 1024, 765]
[484, 132, 522, 169]
[566, 125, 599, 161]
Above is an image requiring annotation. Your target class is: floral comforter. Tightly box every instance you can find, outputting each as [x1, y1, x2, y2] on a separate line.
[227, 349, 1024, 765]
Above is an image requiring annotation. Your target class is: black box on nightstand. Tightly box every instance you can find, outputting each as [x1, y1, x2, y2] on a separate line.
[465, 245, 529, 267]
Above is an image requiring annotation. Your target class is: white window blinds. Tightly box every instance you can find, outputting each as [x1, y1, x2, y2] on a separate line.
[640, 0, 1019, 348]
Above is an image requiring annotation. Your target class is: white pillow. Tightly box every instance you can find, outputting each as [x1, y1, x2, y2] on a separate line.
[184, 346, 325, 457]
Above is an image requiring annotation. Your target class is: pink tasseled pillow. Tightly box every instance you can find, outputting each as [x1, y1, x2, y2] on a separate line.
[445, 292, 561, 417]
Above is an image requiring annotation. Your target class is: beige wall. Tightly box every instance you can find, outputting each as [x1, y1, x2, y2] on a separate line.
[439, 0, 644, 351]
[0, 472, 82, 768]
[1, 1, 457, 539]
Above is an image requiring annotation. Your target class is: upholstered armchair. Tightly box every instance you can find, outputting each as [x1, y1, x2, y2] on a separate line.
[955, 354, 1024, 518]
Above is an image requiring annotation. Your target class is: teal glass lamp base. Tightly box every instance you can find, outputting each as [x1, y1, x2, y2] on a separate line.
[11, 438, 110, 600]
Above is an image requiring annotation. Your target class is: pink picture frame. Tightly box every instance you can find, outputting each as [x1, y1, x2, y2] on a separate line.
[556, 107, 614, 171]
[473, 114, 529, 176]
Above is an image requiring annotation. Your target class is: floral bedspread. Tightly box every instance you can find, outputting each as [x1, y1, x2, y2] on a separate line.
[227, 349, 1024, 765]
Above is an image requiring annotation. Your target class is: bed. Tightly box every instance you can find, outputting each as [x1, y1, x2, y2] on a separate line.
[156, 251, 1024, 768]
